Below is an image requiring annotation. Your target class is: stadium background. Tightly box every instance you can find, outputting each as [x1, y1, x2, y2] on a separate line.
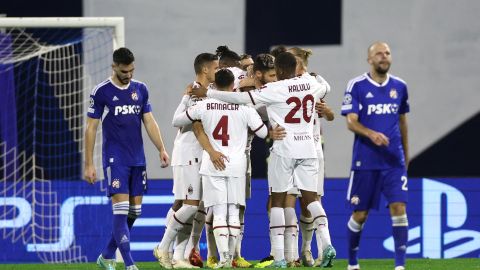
[1, 0, 480, 264]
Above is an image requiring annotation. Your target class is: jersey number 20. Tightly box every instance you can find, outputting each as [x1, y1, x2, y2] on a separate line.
[213, 115, 230, 146]
[284, 94, 314, 123]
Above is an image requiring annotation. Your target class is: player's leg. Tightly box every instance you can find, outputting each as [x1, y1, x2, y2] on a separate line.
[169, 200, 183, 259]
[186, 201, 206, 267]
[284, 193, 298, 266]
[266, 152, 295, 268]
[227, 203, 241, 263]
[298, 202, 314, 267]
[346, 170, 381, 270]
[205, 207, 218, 268]
[232, 170, 252, 268]
[296, 158, 335, 268]
[382, 168, 409, 270]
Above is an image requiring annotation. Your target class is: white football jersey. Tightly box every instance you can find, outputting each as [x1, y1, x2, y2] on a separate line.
[171, 82, 205, 166]
[249, 75, 327, 159]
[186, 98, 265, 177]
[227, 67, 247, 91]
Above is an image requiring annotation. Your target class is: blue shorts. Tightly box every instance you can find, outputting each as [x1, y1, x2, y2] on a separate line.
[103, 165, 148, 197]
[346, 168, 408, 211]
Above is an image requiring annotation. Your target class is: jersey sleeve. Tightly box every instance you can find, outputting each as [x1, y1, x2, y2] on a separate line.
[245, 106, 268, 139]
[172, 100, 203, 127]
[341, 81, 360, 116]
[171, 95, 190, 126]
[207, 89, 252, 104]
[142, 83, 152, 114]
[399, 85, 410, 114]
[87, 90, 105, 119]
[248, 84, 281, 105]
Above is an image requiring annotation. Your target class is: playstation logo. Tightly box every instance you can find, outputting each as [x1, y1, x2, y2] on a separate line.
[383, 178, 480, 258]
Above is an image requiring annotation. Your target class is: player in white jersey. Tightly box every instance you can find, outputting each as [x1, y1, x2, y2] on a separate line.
[204, 52, 331, 268]
[216, 45, 247, 90]
[153, 53, 218, 269]
[174, 69, 268, 268]
[288, 47, 336, 267]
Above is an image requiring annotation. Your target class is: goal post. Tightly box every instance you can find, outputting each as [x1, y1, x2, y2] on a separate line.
[0, 17, 124, 263]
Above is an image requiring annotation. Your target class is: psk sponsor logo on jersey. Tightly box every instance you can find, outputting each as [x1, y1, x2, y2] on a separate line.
[131, 91, 139, 101]
[112, 179, 120, 189]
[366, 92, 374, 98]
[350, 195, 360, 205]
[188, 184, 193, 195]
[367, 103, 399, 115]
[114, 105, 141, 115]
[343, 94, 352, 104]
[112, 96, 119, 101]
[390, 88, 398, 99]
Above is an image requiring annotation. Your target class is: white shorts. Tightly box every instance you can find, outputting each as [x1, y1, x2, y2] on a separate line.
[172, 164, 202, 200]
[202, 175, 246, 208]
[245, 152, 252, 199]
[268, 152, 319, 193]
[317, 150, 325, 196]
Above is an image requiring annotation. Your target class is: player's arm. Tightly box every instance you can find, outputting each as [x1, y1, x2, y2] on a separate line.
[346, 113, 389, 147]
[246, 107, 268, 139]
[84, 117, 99, 184]
[143, 112, 170, 168]
[399, 114, 409, 168]
[315, 99, 335, 121]
[192, 121, 227, 171]
[207, 89, 253, 104]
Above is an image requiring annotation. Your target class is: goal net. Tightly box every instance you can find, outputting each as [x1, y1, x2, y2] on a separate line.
[0, 17, 124, 263]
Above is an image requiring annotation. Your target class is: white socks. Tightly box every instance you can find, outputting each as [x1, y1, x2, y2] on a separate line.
[307, 201, 332, 255]
[284, 207, 298, 262]
[158, 204, 198, 251]
[270, 207, 285, 261]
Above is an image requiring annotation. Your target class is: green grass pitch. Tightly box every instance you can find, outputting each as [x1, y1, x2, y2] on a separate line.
[0, 259, 478, 270]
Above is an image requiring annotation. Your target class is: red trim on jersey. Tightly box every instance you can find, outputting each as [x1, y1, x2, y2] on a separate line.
[247, 91, 255, 105]
[186, 110, 194, 122]
[252, 123, 265, 133]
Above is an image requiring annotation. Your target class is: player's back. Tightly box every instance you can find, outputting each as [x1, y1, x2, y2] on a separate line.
[196, 98, 261, 177]
[254, 75, 326, 159]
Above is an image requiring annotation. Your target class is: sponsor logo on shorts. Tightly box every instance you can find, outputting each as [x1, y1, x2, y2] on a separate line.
[112, 179, 120, 189]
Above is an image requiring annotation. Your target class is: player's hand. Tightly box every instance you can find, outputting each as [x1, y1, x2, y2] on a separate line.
[246, 65, 254, 78]
[315, 99, 331, 117]
[208, 150, 228, 171]
[184, 83, 194, 96]
[159, 150, 170, 168]
[269, 124, 286, 140]
[239, 77, 255, 89]
[191, 84, 208, 98]
[84, 164, 97, 184]
[368, 131, 390, 147]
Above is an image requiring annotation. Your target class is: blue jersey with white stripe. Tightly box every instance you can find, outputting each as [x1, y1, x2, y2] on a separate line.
[341, 73, 409, 170]
[88, 78, 152, 167]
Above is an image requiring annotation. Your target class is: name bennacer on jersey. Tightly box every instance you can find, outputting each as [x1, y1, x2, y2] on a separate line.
[206, 102, 239, 111]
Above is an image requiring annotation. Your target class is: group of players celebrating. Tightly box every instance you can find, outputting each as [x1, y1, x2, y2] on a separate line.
[86, 42, 409, 270]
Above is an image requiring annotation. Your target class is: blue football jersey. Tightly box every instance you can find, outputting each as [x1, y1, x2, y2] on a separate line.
[341, 73, 409, 170]
[87, 78, 152, 167]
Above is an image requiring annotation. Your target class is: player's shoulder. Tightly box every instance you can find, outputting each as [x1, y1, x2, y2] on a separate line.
[346, 73, 369, 93]
[91, 78, 111, 96]
[389, 74, 408, 87]
[131, 79, 148, 90]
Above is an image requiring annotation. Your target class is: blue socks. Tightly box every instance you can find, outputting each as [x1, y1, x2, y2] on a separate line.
[392, 215, 408, 267]
[347, 216, 363, 266]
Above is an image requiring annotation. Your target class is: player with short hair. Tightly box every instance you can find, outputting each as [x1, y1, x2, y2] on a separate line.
[216, 45, 246, 90]
[174, 68, 269, 268]
[153, 52, 219, 269]
[204, 52, 328, 268]
[341, 42, 409, 270]
[288, 47, 336, 267]
[239, 54, 254, 71]
[84, 47, 170, 270]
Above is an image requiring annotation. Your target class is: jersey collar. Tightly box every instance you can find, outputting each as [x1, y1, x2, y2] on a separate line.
[109, 77, 131, 90]
[364, 72, 390, 87]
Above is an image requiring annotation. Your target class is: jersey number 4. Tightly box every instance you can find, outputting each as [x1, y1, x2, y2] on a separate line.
[284, 94, 315, 123]
[213, 115, 230, 146]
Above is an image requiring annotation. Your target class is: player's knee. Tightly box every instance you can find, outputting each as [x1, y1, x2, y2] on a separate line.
[172, 199, 183, 211]
[352, 211, 368, 224]
[389, 202, 406, 216]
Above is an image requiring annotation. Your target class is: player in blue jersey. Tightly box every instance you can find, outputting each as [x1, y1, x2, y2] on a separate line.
[84, 47, 170, 270]
[341, 42, 409, 270]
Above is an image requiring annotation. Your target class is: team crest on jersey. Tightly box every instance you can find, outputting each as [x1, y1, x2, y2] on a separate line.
[89, 97, 94, 107]
[343, 93, 352, 104]
[112, 179, 120, 189]
[188, 184, 193, 195]
[350, 195, 360, 205]
[390, 88, 398, 99]
[131, 91, 139, 101]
